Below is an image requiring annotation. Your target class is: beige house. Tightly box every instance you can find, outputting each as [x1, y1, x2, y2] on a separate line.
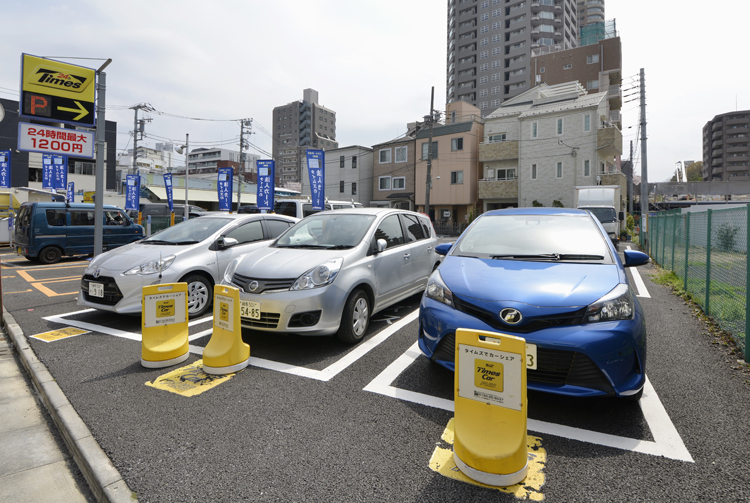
[415, 101, 484, 225]
[370, 123, 422, 210]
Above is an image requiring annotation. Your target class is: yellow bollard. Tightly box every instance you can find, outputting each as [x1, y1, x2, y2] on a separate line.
[453, 328, 528, 487]
[141, 283, 190, 368]
[202, 285, 250, 375]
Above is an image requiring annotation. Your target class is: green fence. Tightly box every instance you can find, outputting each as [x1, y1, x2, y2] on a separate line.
[647, 206, 749, 361]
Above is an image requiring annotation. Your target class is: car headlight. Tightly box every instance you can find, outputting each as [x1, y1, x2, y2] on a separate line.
[291, 257, 343, 290]
[585, 283, 633, 322]
[424, 270, 454, 307]
[123, 255, 176, 276]
[223, 257, 243, 284]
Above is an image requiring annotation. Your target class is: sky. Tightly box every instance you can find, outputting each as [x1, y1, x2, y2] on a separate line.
[1, 0, 748, 184]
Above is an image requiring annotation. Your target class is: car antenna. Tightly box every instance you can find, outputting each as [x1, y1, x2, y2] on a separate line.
[158, 251, 163, 281]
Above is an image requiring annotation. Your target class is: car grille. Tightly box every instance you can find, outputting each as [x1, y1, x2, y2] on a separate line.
[80, 275, 123, 306]
[240, 312, 281, 329]
[452, 294, 586, 334]
[432, 332, 614, 394]
[230, 274, 296, 294]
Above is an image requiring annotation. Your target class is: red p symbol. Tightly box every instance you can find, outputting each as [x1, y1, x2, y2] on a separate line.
[31, 95, 48, 115]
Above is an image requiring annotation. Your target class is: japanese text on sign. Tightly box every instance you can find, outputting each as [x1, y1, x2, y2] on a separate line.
[18, 122, 94, 158]
[306, 149, 325, 211]
[256, 160, 275, 210]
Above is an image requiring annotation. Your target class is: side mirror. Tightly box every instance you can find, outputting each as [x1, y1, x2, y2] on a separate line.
[619, 211, 625, 221]
[435, 242, 454, 256]
[218, 236, 239, 250]
[376, 238, 387, 253]
[623, 249, 650, 268]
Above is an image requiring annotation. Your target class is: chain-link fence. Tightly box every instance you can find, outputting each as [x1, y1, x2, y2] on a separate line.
[646, 206, 749, 361]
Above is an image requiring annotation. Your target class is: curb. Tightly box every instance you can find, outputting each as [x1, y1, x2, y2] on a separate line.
[3, 307, 137, 503]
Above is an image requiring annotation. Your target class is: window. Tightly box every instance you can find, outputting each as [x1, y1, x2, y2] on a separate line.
[563, 63, 572, 70]
[587, 80, 599, 90]
[393, 177, 405, 190]
[531, 121, 538, 138]
[266, 219, 294, 238]
[557, 118, 563, 135]
[395, 146, 407, 163]
[379, 148, 391, 163]
[421, 141, 438, 160]
[46, 209, 66, 226]
[225, 221, 264, 245]
[584, 114, 591, 132]
[379, 176, 391, 190]
[496, 168, 516, 180]
[451, 138, 464, 151]
[587, 54, 599, 64]
[351, 182, 357, 195]
[450, 170, 464, 184]
[352, 156, 357, 168]
[340, 155, 345, 168]
[539, 67, 545, 74]
[584, 160, 590, 177]
[531, 163, 537, 180]
[402, 214, 426, 242]
[70, 210, 95, 226]
[374, 215, 404, 248]
[556, 161, 563, 178]
[488, 133, 506, 143]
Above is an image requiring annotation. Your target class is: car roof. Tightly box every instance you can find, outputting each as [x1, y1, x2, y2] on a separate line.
[308, 207, 419, 217]
[200, 212, 296, 220]
[25, 202, 123, 210]
[483, 207, 590, 217]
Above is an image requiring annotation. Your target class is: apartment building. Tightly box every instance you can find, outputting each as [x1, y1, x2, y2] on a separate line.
[272, 88, 338, 187]
[478, 81, 624, 210]
[319, 145, 374, 206]
[446, 0, 578, 112]
[703, 111, 750, 182]
[370, 123, 422, 210]
[577, 0, 605, 41]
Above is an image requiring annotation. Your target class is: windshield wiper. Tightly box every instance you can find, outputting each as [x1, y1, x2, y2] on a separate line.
[491, 253, 561, 261]
[172, 240, 200, 245]
[558, 254, 604, 260]
[275, 244, 330, 249]
[142, 240, 176, 245]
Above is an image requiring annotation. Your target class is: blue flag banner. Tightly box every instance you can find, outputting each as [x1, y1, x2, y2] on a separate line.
[218, 167, 233, 211]
[53, 156, 67, 190]
[67, 182, 75, 203]
[0, 150, 11, 188]
[42, 154, 54, 189]
[163, 173, 174, 212]
[125, 174, 139, 211]
[306, 149, 325, 211]
[256, 160, 275, 211]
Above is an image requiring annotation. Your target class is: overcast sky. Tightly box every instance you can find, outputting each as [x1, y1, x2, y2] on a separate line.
[1, 0, 747, 183]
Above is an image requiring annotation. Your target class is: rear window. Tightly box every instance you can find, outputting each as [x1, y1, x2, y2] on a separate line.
[274, 201, 298, 217]
[70, 210, 96, 226]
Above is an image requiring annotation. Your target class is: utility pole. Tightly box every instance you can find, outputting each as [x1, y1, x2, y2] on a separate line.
[424, 87, 436, 220]
[183, 133, 189, 222]
[639, 68, 649, 253]
[628, 140, 633, 216]
[237, 119, 253, 212]
[93, 58, 112, 256]
[130, 103, 153, 175]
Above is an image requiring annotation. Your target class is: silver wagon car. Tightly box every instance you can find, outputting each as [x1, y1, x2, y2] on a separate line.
[78, 213, 298, 318]
[221, 208, 440, 343]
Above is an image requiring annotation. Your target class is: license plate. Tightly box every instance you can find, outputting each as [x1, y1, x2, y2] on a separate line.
[525, 343, 537, 370]
[90, 282, 104, 298]
[240, 300, 261, 320]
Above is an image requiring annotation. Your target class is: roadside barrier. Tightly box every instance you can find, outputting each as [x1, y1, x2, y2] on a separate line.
[140, 283, 190, 368]
[453, 328, 528, 487]
[202, 285, 250, 375]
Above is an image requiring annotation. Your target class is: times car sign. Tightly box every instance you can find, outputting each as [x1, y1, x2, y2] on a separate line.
[17, 122, 94, 159]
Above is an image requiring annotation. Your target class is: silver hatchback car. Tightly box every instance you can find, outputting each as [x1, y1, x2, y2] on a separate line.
[78, 213, 298, 318]
[221, 208, 440, 343]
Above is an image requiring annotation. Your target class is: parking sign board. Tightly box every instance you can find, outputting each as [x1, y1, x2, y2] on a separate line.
[18, 122, 94, 158]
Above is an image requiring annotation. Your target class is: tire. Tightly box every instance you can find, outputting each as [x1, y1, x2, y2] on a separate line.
[182, 274, 212, 318]
[336, 289, 370, 344]
[38, 246, 62, 264]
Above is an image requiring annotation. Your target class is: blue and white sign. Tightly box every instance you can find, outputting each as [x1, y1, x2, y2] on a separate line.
[53, 156, 67, 190]
[42, 154, 54, 189]
[218, 167, 233, 212]
[125, 174, 140, 211]
[163, 173, 174, 212]
[67, 181, 75, 203]
[0, 150, 10, 188]
[306, 149, 325, 211]
[256, 160, 275, 211]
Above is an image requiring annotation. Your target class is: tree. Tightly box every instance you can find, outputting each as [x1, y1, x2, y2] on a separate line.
[686, 161, 703, 182]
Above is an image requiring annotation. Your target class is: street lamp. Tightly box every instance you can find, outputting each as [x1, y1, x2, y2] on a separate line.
[175, 133, 189, 222]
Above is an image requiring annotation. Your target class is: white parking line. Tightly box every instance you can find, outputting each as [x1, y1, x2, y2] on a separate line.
[626, 246, 651, 298]
[43, 309, 419, 383]
[364, 342, 693, 463]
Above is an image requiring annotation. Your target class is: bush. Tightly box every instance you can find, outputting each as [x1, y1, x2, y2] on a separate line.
[552, 200, 564, 208]
[532, 200, 544, 207]
[626, 213, 635, 233]
[716, 223, 738, 252]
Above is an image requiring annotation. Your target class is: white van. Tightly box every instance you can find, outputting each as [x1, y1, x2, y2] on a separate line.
[274, 199, 363, 219]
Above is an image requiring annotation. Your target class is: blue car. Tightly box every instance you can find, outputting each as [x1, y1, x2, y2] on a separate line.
[418, 207, 650, 400]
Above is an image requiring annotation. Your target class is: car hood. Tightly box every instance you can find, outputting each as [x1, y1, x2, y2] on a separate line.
[235, 246, 354, 278]
[440, 256, 621, 307]
[87, 242, 204, 271]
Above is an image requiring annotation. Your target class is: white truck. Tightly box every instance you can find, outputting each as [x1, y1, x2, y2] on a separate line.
[574, 185, 624, 248]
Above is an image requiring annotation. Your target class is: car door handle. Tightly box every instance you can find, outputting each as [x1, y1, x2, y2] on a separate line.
[427, 247, 432, 251]
[403, 254, 411, 259]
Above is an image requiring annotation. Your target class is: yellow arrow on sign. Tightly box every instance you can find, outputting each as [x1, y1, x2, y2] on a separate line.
[57, 100, 89, 121]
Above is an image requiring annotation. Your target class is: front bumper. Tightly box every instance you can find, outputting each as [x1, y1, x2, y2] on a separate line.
[78, 268, 187, 314]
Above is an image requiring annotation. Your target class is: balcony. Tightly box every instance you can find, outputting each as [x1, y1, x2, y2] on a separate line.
[727, 117, 749, 126]
[712, 168, 724, 175]
[711, 121, 723, 131]
[711, 130, 723, 140]
[712, 139, 723, 148]
[597, 125, 622, 157]
[712, 148, 723, 157]
[479, 140, 519, 162]
[479, 178, 518, 200]
[712, 158, 723, 166]
[726, 165, 750, 172]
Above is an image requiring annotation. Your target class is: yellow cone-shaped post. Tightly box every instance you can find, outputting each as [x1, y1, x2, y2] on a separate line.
[453, 328, 528, 486]
[141, 283, 189, 368]
[202, 285, 250, 375]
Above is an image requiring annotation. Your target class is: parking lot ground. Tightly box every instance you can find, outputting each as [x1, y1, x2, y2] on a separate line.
[3, 246, 750, 502]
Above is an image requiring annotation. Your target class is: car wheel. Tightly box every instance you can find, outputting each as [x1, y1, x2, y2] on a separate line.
[336, 289, 370, 344]
[182, 274, 212, 318]
[38, 246, 62, 264]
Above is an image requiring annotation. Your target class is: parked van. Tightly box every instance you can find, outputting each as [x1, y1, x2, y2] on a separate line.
[14, 202, 145, 264]
[273, 199, 364, 219]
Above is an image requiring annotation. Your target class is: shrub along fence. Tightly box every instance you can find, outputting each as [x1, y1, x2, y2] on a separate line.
[647, 206, 749, 361]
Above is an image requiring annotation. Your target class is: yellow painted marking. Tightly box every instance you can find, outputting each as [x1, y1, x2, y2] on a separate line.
[145, 359, 239, 397]
[30, 280, 79, 297]
[429, 418, 546, 501]
[4, 289, 33, 294]
[2, 275, 17, 279]
[31, 327, 89, 343]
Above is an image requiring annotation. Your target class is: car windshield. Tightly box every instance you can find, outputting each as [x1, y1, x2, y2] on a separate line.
[454, 213, 610, 260]
[275, 213, 376, 249]
[585, 207, 617, 224]
[142, 217, 232, 244]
